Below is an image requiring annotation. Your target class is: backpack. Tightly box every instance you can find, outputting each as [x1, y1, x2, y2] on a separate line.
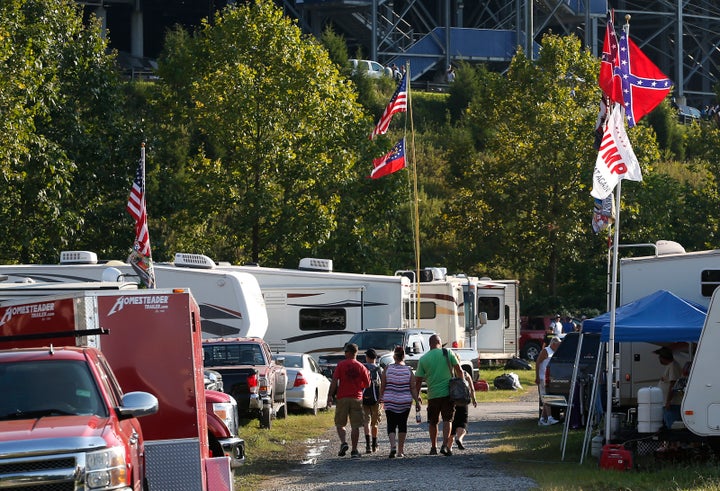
[362, 364, 382, 406]
[493, 373, 517, 390]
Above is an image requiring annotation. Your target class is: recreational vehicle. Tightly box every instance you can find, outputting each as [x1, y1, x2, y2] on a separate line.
[609, 241, 716, 406]
[173, 254, 413, 356]
[0, 251, 268, 339]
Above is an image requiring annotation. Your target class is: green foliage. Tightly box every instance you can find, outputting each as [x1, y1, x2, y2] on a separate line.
[0, 0, 132, 263]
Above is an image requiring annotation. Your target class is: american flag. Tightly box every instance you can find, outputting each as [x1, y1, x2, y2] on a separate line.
[127, 159, 151, 257]
[370, 73, 408, 139]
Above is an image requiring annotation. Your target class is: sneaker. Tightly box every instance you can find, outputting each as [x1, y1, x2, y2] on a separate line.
[440, 445, 452, 456]
[389, 449, 396, 459]
[338, 442, 349, 456]
[538, 418, 551, 427]
[456, 440, 465, 450]
[396, 453, 405, 458]
[547, 416, 560, 425]
[351, 450, 361, 458]
[429, 447, 438, 455]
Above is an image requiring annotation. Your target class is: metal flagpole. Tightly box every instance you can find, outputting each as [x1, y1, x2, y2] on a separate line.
[605, 172, 622, 443]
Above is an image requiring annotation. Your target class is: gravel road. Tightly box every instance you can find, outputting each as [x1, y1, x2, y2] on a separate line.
[256, 392, 541, 491]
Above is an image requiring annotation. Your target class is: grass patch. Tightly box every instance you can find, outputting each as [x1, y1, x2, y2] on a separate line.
[234, 410, 335, 489]
[476, 364, 537, 402]
[489, 416, 720, 490]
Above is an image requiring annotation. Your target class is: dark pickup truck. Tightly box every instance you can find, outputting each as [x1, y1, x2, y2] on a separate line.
[318, 328, 479, 381]
[543, 332, 602, 423]
[203, 337, 288, 428]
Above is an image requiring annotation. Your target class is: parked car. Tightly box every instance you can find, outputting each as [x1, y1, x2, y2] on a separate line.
[543, 332, 603, 423]
[278, 352, 331, 415]
[519, 316, 551, 361]
[349, 59, 387, 79]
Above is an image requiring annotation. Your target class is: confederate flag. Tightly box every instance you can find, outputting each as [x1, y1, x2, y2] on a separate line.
[618, 31, 673, 127]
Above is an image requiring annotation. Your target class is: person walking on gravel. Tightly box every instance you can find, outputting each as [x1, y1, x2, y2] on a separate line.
[414, 334, 464, 456]
[328, 343, 371, 458]
[380, 346, 421, 458]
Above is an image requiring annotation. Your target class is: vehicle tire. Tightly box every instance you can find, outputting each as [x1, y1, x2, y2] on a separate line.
[522, 341, 542, 361]
[309, 391, 319, 416]
[261, 406, 272, 429]
[208, 432, 224, 458]
[277, 393, 287, 419]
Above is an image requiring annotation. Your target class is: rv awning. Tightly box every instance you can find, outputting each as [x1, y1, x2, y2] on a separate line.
[583, 290, 706, 343]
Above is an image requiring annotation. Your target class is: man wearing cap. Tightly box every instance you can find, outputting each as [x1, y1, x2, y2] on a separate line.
[655, 346, 682, 429]
[328, 343, 371, 458]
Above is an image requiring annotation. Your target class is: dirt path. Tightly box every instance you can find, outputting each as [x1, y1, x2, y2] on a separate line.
[256, 389, 541, 491]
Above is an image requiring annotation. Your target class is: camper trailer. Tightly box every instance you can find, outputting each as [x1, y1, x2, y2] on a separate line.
[681, 288, 720, 440]
[611, 241, 716, 406]
[0, 251, 268, 339]
[397, 268, 519, 360]
[175, 254, 413, 356]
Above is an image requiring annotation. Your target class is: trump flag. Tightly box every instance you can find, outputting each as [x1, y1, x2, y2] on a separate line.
[591, 107, 641, 200]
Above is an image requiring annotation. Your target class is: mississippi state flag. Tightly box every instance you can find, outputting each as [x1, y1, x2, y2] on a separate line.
[591, 106, 641, 199]
[370, 138, 406, 179]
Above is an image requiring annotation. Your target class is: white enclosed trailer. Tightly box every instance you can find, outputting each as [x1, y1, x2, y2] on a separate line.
[682, 288, 720, 439]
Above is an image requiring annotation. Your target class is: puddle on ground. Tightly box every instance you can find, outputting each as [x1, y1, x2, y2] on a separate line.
[298, 438, 330, 465]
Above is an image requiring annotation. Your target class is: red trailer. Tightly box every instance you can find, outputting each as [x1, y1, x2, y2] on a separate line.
[0, 289, 237, 490]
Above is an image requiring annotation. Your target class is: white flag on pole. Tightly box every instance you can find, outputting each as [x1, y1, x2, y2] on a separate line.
[591, 106, 641, 199]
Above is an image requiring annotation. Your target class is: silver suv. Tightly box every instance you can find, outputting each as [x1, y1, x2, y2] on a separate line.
[349, 59, 387, 78]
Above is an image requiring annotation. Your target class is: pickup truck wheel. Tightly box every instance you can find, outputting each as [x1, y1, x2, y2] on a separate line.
[208, 432, 224, 458]
[521, 341, 542, 361]
[277, 393, 287, 419]
[261, 406, 272, 429]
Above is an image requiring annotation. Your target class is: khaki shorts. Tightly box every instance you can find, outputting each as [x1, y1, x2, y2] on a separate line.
[334, 397, 364, 429]
[427, 396, 455, 425]
[363, 403, 382, 427]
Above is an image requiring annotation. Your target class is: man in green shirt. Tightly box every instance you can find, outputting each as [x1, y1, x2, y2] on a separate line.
[415, 334, 464, 456]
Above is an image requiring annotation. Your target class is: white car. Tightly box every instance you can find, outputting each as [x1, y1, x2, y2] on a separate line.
[279, 352, 331, 415]
[349, 59, 388, 79]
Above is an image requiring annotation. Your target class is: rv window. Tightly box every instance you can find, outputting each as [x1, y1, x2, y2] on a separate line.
[299, 308, 346, 331]
[477, 297, 500, 321]
[701, 270, 720, 297]
[404, 301, 436, 320]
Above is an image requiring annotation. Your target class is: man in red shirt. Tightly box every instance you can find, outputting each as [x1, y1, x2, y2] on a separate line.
[327, 343, 371, 458]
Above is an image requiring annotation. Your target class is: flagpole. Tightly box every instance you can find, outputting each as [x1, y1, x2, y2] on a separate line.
[605, 176, 621, 443]
[406, 62, 422, 329]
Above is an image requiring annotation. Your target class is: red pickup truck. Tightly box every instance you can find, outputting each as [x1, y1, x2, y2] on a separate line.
[203, 337, 288, 429]
[0, 346, 158, 490]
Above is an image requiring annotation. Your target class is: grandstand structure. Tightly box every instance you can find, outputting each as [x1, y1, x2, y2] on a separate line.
[81, 0, 718, 107]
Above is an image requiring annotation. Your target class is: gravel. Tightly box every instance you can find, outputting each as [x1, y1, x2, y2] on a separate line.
[255, 392, 541, 491]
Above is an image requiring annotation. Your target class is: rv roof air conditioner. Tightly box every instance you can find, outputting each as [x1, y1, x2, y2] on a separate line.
[298, 258, 333, 272]
[656, 240, 685, 256]
[60, 251, 98, 264]
[174, 253, 216, 269]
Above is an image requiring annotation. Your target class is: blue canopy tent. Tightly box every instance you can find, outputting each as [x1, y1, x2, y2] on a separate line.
[583, 290, 706, 343]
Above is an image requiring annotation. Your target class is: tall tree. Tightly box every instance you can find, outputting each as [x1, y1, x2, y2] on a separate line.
[155, 0, 370, 266]
[0, 0, 130, 263]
